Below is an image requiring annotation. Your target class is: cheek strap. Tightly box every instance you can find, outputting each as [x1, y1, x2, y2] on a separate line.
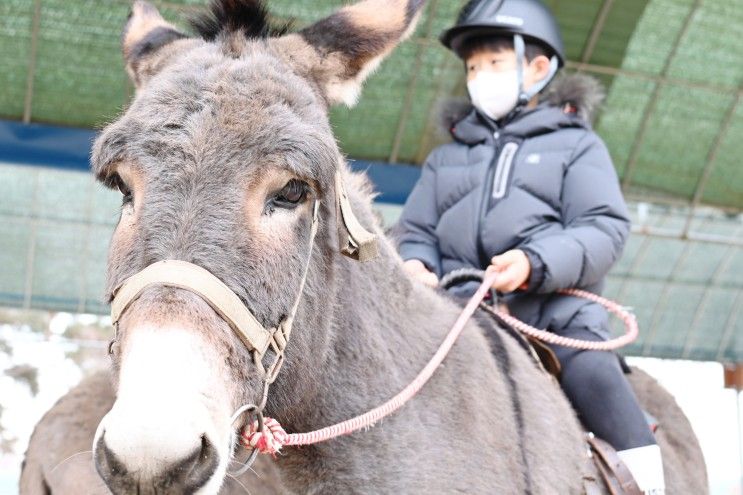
[334, 170, 379, 262]
[515, 34, 560, 107]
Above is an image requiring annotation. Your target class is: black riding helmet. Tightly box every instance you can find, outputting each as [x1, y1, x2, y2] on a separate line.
[441, 0, 565, 109]
[441, 0, 565, 66]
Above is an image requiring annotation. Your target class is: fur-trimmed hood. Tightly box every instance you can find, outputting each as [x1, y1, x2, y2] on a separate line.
[440, 73, 605, 143]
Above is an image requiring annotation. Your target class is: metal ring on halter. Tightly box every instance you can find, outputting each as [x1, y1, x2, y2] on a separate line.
[228, 403, 265, 477]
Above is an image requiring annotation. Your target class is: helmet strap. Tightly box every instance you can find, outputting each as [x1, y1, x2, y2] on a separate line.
[515, 34, 527, 106]
[514, 34, 559, 108]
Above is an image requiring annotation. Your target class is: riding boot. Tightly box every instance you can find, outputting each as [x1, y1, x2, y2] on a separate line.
[617, 444, 665, 495]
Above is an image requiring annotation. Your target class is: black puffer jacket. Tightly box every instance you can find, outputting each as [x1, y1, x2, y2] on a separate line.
[397, 75, 629, 338]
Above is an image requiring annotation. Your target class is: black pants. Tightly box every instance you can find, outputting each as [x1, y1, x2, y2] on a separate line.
[550, 327, 656, 451]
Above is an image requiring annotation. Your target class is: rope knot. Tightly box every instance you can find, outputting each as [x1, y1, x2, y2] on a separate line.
[240, 417, 287, 455]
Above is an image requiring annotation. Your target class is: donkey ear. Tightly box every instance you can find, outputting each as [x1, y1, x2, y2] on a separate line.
[275, 0, 426, 106]
[122, 1, 191, 88]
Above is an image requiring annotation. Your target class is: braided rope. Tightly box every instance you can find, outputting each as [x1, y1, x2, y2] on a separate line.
[240, 270, 500, 453]
[239, 276, 638, 454]
[241, 417, 288, 456]
[490, 288, 638, 351]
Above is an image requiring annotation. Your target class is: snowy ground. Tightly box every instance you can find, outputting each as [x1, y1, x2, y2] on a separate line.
[0, 309, 740, 494]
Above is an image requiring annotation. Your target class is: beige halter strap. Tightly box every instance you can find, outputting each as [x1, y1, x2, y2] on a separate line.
[111, 259, 274, 354]
[111, 200, 321, 380]
[335, 171, 379, 262]
[109, 170, 379, 382]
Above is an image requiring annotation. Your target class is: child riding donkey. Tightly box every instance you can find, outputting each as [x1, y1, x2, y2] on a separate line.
[398, 1, 664, 493]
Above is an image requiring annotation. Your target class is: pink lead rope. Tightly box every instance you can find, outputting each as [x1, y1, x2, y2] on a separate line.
[240, 273, 638, 455]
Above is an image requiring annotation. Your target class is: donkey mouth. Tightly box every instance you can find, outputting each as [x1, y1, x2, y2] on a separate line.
[95, 431, 220, 494]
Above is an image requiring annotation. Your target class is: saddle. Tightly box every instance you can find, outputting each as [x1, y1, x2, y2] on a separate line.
[586, 435, 644, 495]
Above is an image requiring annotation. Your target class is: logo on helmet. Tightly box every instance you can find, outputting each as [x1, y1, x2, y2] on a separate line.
[495, 15, 524, 26]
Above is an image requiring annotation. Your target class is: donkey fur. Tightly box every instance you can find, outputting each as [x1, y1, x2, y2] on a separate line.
[22, 1, 707, 493]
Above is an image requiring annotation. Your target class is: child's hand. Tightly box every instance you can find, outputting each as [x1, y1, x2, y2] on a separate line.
[486, 250, 531, 293]
[403, 259, 439, 288]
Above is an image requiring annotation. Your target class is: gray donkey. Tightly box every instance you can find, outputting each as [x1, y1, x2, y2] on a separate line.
[21, 0, 708, 493]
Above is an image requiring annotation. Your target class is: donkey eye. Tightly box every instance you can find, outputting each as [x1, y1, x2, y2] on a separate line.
[273, 179, 308, 208]
[111, 174, 133, 205]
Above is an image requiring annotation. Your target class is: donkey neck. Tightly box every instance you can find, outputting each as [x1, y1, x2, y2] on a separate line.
[268, 204, 460, 436]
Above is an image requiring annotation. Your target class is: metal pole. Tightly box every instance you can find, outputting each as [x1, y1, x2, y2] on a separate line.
[22, 170, 41, 309]
[23, 0, 42, 124]
[576, 0, 614, 69]
[406, 34, 740, 94]
[625, 193, 742, 214]
[716, 291, 742, 362]
[563, 61, 740, 95]
[631, 225, 743, 248]
[681, 245, 739, 359]
[737, 390, 743, 495]
[621, 0, 702, 191]
[388, 0, 440, 164]
[77, 177, 96, 314]
[642, 242, 695, 355]
[681, 91, 742, 237]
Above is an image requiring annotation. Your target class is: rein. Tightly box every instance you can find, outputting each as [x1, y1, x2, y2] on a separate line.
[439, 268, 639, 351]
[237, 272, 639, 459]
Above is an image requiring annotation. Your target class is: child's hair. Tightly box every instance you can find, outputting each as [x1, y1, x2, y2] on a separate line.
[457, 35, 551, 63]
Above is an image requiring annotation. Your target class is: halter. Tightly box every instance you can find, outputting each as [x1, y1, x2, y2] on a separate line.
[109, 169, 378, 473]
[110, 170, 379, 384]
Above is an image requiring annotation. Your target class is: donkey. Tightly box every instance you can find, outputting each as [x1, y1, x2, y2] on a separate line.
[21, 0, 708, 493]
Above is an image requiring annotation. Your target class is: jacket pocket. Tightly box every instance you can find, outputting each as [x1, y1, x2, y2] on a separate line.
[492, 141, 519, 199]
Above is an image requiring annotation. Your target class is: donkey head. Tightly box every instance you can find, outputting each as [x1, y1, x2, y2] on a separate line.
[91, 0, 424, 493]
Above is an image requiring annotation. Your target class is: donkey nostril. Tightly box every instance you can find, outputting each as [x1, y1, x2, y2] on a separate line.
[94, 432, 219, 493]
[161, 434, 220, 491]
[94, 433, 135, 493]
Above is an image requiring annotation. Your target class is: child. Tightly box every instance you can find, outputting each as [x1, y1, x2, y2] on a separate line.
[397, 0, 664, 493]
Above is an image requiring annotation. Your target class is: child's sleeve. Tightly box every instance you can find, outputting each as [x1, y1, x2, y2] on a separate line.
[396, 149, 443, 277]
[520, 133, 631, 293]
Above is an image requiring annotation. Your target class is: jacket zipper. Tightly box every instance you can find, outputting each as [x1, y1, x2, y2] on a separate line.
[475, 134, 501, 268]
[492, 142, 519, 200]
[476, 135, 520, 268]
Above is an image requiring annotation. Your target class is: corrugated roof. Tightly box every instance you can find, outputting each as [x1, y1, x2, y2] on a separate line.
[0, 0, 741, 208]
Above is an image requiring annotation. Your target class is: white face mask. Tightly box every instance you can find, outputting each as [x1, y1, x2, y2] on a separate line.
[467, 69, 520, 121]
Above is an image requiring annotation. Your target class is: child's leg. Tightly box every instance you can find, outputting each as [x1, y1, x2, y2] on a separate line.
[551, 327, 665, 494]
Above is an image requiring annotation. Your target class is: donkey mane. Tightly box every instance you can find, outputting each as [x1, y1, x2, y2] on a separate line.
[190, 0, 292, 41]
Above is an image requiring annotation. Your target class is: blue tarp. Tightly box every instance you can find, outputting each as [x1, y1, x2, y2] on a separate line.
[0, 119, 420, 205]
[0, 120, 95, 172]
